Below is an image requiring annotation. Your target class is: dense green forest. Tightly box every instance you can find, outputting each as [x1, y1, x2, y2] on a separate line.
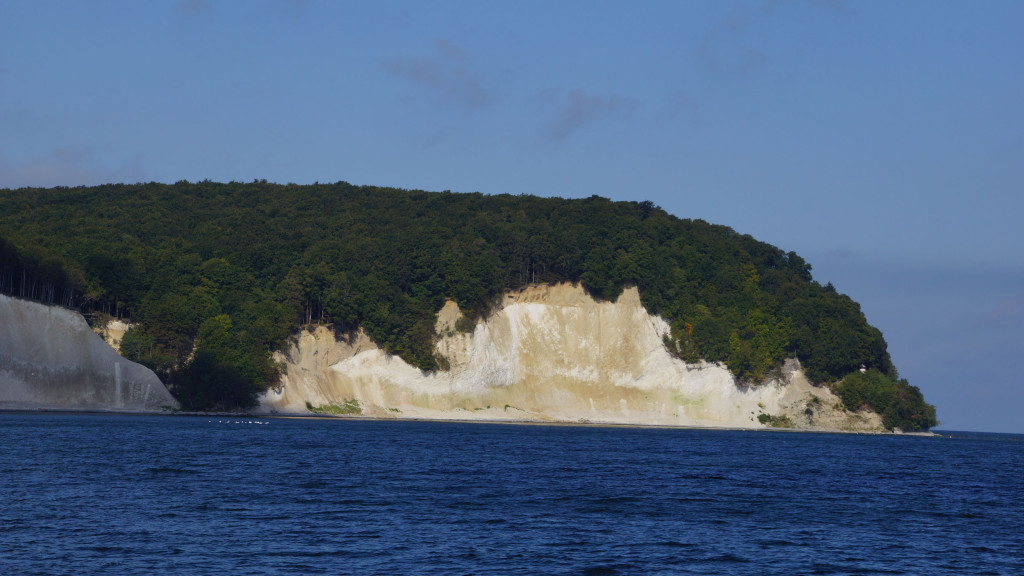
[0, 181, 935, 429]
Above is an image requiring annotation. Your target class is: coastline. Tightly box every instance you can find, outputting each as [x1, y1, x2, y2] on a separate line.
[0, 406, 938, 436]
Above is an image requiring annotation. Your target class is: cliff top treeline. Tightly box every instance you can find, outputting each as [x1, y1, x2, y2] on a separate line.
[0, 181, 935, 429]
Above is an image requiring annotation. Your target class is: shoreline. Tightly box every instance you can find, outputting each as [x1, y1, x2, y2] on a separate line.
[0, 406, 939, 437]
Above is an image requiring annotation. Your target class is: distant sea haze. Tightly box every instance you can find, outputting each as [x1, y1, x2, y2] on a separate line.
[2, 414, 1021, 575]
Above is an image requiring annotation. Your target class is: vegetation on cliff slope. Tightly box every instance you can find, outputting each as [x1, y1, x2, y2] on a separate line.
[834, 370, 936, 432]
[0, 181, 936, 428]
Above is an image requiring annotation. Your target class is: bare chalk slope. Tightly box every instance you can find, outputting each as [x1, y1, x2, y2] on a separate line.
[0, 295, 178, 411]
[262, 284, 880, 431]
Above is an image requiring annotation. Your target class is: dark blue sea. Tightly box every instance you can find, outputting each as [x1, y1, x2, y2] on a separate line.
[1, 414, 1022, 575]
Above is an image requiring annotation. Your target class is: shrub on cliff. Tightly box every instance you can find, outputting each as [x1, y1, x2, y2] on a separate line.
[834, 370, 937, 431]
[172, 351, 258, 412]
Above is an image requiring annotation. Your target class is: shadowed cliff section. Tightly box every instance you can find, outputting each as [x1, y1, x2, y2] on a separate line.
[0, 295, 178, 411]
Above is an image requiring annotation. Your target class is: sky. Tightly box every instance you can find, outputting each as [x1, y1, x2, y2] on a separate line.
[1, 1, 1021, 432]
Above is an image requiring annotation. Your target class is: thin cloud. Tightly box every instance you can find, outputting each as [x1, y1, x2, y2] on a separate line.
[667, 90, 699, 114]
[0, 147, 146, 189]
[435, 38, 467, 62]
[544, 89, 637, 141]
[663, 89, 701, 128]
[697, 0, 846, 77]
[698, 4, 771, 78]
[384, 38, 490, 107]
[271, 0, 311, 16]
[175, 0, 214, 19]
[823, 248, 856, 260]
[987, 298, 1024, 324]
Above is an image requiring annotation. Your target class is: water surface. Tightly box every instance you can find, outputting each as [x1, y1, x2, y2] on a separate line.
[1, 414, 1021, 575]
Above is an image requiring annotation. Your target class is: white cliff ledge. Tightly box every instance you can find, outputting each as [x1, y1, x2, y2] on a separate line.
[0, 294, 178, 412]
[260, 283, 881, 431]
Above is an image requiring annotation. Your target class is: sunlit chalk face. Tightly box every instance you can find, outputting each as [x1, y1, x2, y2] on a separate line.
[257, 285, 880, 432]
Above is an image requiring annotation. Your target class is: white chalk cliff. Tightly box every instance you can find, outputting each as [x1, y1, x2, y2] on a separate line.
[260, 283, 881, 431]
[0, 294, 178, 411]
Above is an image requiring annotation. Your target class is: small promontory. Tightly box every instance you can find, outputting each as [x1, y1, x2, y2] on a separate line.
[0, 294, 178, 411]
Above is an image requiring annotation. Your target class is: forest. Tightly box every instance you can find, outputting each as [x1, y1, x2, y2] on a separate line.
[0, 181, 936, 430]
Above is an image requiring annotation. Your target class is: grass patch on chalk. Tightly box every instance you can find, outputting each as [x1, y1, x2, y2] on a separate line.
[306, 398, 362, 415]
[757, 413, 794, 428]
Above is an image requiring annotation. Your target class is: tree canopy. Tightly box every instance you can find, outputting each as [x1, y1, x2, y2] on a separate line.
[0, 181, 936, 428]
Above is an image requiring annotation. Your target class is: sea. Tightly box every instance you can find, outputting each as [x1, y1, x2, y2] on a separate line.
[1, 414, 1021, 576]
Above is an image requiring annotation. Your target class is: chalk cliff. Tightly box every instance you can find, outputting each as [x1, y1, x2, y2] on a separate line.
[0, 294, 178, 411]
[260, 283, 881, 431]
[94, 318, 131, 353]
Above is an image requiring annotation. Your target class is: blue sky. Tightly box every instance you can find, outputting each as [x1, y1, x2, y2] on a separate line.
[2, 1, 1021, 432]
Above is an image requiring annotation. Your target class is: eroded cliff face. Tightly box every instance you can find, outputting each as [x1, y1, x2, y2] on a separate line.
[0, 295, 178, 411]
[260, 283, 881, 431]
